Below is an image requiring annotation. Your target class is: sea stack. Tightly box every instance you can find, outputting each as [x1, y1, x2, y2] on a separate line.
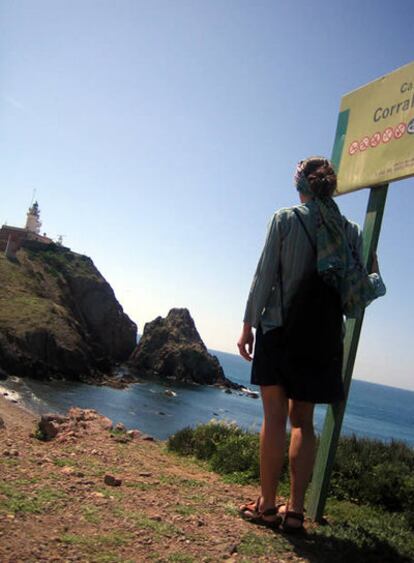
[129, 308, 238, 388]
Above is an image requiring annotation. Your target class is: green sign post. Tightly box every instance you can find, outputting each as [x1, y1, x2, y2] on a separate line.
[307, 61, 414, 521]
[307, 184, 388, 521]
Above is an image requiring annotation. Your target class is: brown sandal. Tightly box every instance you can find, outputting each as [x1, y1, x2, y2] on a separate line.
[239, 497, 282, 529]
[281, 509, 305, 534]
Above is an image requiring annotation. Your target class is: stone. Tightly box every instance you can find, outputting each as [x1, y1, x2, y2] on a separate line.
[139, 471, 152, 477]
[36, 408, 114, 441]
[99, 417, 113, 431]
[127, 429, 141, 439]
[112, 434, 130, 443]
[141, 434, 155, 442]
[114, 422, 127, 433]
[104, 474, 122, 487]
[38, 418, 61, 440]
[0, 416, 5, 430]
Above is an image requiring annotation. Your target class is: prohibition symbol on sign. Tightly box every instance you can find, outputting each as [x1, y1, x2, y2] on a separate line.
[394, 122, 406, 139]
[359, 136, 370, 151]
[382, 127, 394, 143]
[348, 141, 359, 156]
[370, 132, 381, 148]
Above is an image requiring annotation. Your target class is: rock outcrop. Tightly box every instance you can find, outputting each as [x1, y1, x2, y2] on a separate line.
[0, 243, 137, 383]
[37, 408, 113, 442]
[129, 308, 240, 388]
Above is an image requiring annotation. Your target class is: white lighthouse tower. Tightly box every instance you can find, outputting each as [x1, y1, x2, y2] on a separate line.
[25, 201, 42, 234]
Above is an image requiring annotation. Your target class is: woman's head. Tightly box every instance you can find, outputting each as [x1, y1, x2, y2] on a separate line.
[294, 156, 337, 198]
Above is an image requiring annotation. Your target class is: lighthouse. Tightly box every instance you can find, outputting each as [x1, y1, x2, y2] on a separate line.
[25, 201, 42, 234]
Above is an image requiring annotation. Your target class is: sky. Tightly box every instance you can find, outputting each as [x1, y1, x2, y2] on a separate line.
[1, 0, 413, 391]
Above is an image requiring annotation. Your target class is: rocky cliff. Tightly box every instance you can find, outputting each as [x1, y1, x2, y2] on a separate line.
[129, 308, 240, 388]
[0, 242, 137, 384]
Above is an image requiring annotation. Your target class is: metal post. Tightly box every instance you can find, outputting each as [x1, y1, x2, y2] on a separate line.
[307, 184, 388, 522]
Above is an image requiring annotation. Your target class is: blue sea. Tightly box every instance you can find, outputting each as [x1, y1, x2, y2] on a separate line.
[1, 349, 413, 447]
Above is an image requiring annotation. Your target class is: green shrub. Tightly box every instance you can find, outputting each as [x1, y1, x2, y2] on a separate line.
[191, 420, 243, 459]
[331, 435, 414, 517]
[210, 432, 260, 477]
[167, 426, 195, 456]
[168, 422, 414, 526]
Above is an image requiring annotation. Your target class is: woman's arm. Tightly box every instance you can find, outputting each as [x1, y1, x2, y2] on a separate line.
[353, 229, 386, 300]
[243, 214, 281, 327]
[239, 213, 282, 361]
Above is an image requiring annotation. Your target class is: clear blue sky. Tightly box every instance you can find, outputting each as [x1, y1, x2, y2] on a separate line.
[1, 1, 413, 390]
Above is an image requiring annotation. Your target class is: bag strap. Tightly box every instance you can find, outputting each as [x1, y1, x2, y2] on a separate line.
[279, 248, 284, 322]
[279, 208, 317, 323]
[293, 208, 316, 256]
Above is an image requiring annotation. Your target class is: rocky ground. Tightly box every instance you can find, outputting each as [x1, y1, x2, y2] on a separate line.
[0, 395, 316, 563]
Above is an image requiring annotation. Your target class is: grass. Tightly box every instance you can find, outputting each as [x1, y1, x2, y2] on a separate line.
[61, 532, 132, 546]
[173, 504, 198, 516]
[127, 511, 179, 537]
[94, 486, 124, 500]
[59, 530, 134, 563]
[82, 505, 102, 524]
[168, 421, 414, 562]
[308, 498, 414, 563]
[0, 482, 68, 515]
[166, 554, 195, 562]
[53, 457, 77, 467]
[125, 481, 156, 491]
[0, 247, 100, 345]
[158, 474, 204, 489]
[238, 531, 288, 558]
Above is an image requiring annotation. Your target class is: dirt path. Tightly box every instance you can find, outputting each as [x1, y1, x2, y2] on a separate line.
[0, 396, 310, 563]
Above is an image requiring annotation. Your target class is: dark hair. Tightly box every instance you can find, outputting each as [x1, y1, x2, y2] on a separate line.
[302, 156, 337, 197]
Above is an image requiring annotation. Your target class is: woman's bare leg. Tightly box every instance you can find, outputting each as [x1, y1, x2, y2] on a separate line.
[258, 385, 288, 511]
[286, 399, 315, 518]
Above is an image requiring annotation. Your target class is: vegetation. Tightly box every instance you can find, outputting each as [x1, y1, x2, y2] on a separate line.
[168, 420, 414, 562]
[0, 481, 68, 515]
[0, 249, 81, 338]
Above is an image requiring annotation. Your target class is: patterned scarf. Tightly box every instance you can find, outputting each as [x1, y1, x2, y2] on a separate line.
[294, 161, 376, 317]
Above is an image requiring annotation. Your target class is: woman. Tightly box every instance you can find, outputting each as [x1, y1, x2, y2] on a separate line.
[237, 156, 386, 532]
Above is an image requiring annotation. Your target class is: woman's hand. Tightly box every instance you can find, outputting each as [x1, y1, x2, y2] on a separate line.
[237, 323, 254, 362]
[370, 251, 380, 274]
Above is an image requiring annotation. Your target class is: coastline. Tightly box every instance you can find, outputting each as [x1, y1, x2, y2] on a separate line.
[1, 384, 413, 561]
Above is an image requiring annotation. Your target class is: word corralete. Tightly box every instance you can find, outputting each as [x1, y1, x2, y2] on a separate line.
[373, 91, 414, 123]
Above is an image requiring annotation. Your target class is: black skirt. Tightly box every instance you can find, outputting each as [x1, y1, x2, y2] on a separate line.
[251, 324, 345, 404]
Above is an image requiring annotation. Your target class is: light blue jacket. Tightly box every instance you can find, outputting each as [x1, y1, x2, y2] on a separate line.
[243, 201, 386, 333]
